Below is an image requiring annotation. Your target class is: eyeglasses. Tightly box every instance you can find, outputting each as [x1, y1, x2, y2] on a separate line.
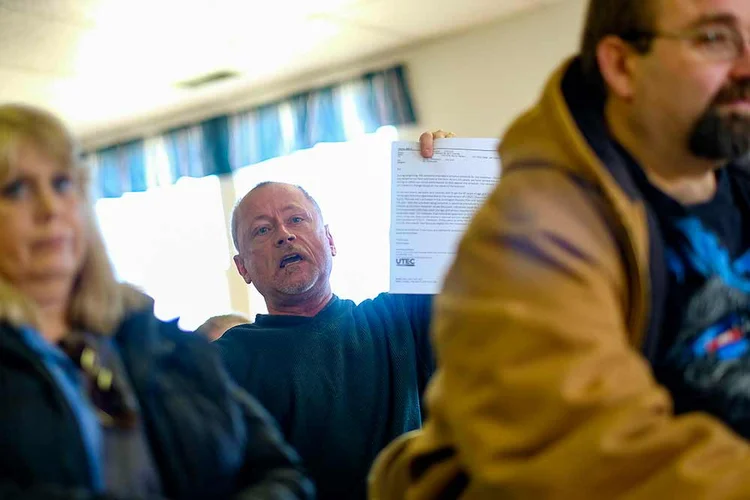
[622, 23, 749, 62]
[58, 335, 138, 429]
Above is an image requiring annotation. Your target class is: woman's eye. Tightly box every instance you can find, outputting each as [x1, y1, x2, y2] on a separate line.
[53, 174, 74, 194]
[256, 227, 269, 236]
[0, 179, 28, 200]
[291, 216, 303, 223]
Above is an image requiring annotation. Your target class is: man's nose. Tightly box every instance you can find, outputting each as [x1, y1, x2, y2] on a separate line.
[731, 39, 750, 79]
[275, 228, 296, 246]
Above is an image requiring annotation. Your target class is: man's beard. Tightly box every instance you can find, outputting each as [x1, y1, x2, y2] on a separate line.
[690, 78, 750, 162]
[276, 259, 332, 296]
[277, 277, 316, 295]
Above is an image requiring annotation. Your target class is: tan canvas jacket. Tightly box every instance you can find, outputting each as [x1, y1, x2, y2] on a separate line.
[370, 58, 750, 499]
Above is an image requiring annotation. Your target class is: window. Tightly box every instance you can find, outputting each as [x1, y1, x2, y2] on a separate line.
[95, 125, 398, 327]
[95, 175, 232, 330]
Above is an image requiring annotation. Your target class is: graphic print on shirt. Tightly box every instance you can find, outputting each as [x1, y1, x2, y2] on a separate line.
[660, 217, 750, 436]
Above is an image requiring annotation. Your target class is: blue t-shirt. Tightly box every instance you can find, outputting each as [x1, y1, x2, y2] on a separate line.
[624, 155, 750, 437]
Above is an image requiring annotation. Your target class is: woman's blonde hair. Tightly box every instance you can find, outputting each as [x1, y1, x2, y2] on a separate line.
[0, 104, 149, 334]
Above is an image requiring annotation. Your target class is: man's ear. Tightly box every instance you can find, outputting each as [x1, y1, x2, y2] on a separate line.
[324, 225, 337, 257]
[597, 35, 639, 100]
[233, 254, 253, 284]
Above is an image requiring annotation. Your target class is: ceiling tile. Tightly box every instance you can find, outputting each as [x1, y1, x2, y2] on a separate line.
[334, 0, 543, 37]
[0, 7, 85, 76]
[0, 0, 101, 25]
[0, 0, 560, 137]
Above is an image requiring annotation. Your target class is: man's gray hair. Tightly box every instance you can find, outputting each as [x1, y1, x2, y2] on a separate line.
[231, 181, 324, 251]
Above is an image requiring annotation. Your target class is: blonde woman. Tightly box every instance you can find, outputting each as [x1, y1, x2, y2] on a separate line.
[0, 104, 313, 500]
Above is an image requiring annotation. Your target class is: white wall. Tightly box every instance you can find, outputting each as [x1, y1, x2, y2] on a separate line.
[398, 0, 587, 140]
[81, 0, 587, 149]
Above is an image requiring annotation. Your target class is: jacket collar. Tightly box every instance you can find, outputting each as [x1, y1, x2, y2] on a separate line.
[559, 58, 643, 201]
[500, 55, 657, 352]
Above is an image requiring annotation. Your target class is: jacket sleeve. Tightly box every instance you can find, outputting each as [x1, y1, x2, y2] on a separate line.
[373, 169, 750, 499]
[403, 294, 435, 395]
[229, 384, 315, 500]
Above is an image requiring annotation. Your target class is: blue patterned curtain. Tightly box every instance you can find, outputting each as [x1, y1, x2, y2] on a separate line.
[229, 104, 284, 168]
[87, 64, 417, 198]
[293, 86, 347, 147]
[87, 140, 147, 198]
[164, 125, 205, 179]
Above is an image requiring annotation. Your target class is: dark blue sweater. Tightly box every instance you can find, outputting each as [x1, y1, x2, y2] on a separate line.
[216, 293, 434, 500]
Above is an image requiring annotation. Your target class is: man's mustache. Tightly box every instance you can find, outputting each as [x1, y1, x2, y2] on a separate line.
[713, 79, 750, 105]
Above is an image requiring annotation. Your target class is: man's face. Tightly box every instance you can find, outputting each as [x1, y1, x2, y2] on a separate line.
[233, 184, 336, 304]
[631, 0, 750, 161]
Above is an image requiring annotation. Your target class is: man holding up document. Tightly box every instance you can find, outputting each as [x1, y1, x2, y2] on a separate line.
[215, 129, 500, 499]
[215, 169, 436, 498]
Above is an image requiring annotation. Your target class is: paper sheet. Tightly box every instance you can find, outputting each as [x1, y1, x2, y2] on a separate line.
[390, 138, 501, 294]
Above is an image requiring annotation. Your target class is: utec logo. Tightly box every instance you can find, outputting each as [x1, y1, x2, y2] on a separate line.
[396, 258, 416, 267]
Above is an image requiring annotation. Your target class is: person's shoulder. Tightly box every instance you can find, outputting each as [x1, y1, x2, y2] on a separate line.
[360, 292, 432, 307]
[213, 322, 260, 350]
[115, 308, 187, 344]
[150, 316, 216, 358]
[218, 322, 259, 339]
[214, 320, 302, 355]
[114, 311, 228, 384]
[116, 309, 229, 362]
